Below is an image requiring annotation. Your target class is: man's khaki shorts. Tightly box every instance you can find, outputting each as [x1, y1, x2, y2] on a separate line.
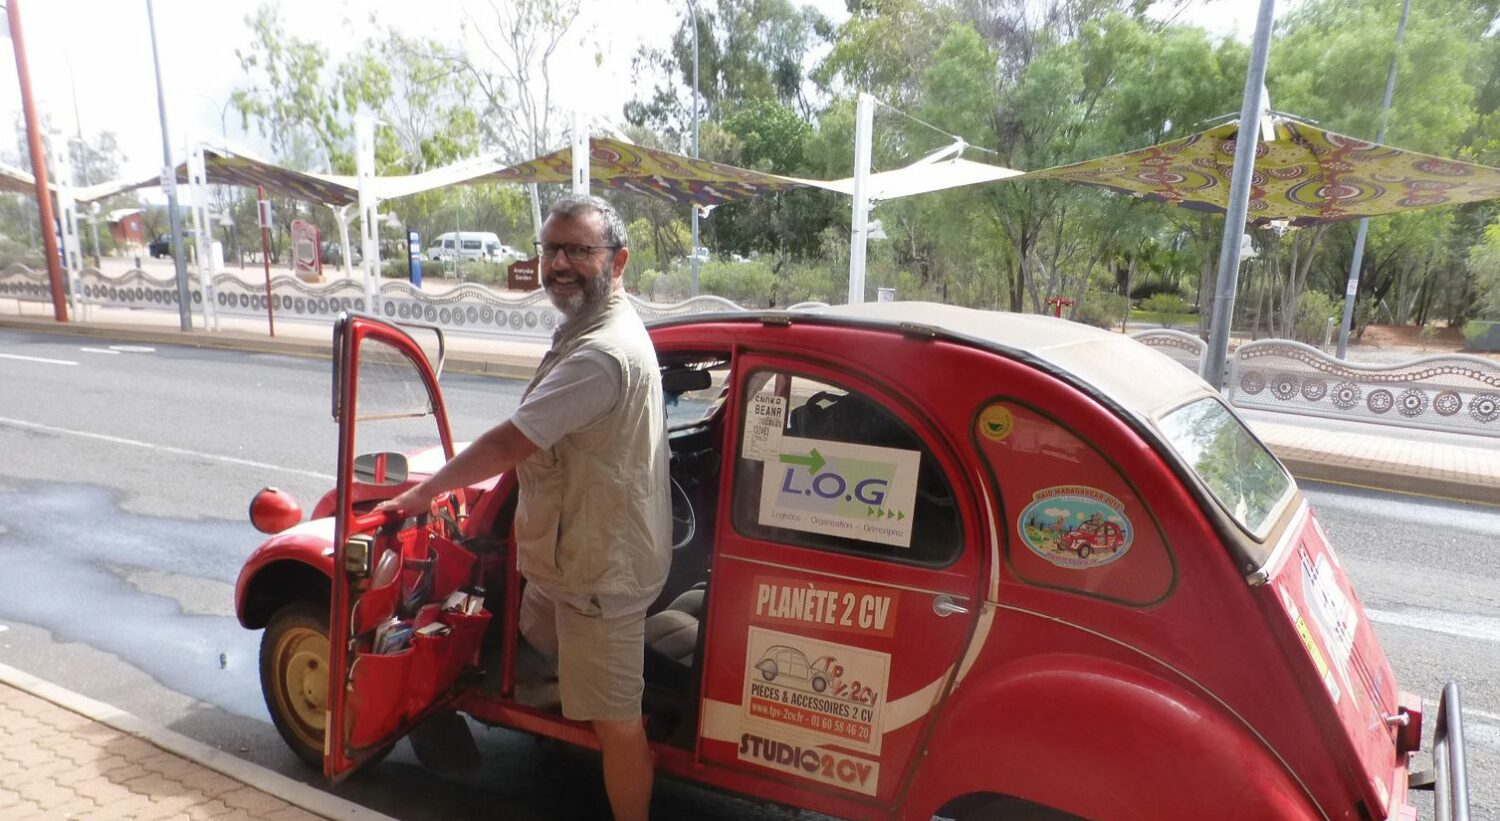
[519, 584, 645, 723]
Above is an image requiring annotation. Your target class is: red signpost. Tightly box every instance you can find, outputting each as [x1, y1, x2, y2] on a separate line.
[7, 0, 67, 322]
[257, 186, 275, 337]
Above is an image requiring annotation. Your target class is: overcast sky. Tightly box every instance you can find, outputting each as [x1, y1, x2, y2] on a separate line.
[0, 0, 1280, 187]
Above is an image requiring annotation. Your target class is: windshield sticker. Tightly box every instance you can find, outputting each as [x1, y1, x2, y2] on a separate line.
[743, 395, 786, 461]
[752, 575, 898, 639]
[743, 626, 890, 755]
[737, 732, 880, 796]
[1017, 486, 1134, 569]
[758, 436, 921, 548]
[978, 404, 1015, 442]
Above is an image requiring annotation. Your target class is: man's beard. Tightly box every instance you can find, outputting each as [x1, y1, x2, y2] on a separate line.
[545, 271, 613, 318]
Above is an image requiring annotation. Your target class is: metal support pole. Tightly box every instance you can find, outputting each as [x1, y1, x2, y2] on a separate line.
[571, 111, 589, 195]
[188, 142, 217, 329]
[54, 148, 82, 318]
[846, 92, 875, 305]
[1202, 0, 1275, 389]
[7, 0, 68, 322]
[146, 0, 192, 330]
[331, 204, 353, 277]
[1336, 0, 1410, 359]
[355, 114, 380, 312]
[688, 0, 701, 296]
[257, 185, 275, 337]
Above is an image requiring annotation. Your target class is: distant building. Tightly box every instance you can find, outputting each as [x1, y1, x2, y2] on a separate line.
[108, 209, 144, 252]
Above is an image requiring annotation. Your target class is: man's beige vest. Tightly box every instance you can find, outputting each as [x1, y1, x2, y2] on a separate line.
[513, 291, 671, 607]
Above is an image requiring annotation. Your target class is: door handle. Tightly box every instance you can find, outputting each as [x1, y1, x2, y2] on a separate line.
[932, 594, 970, 617]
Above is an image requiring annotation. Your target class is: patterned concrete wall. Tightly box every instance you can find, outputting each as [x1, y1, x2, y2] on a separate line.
[1, 264, 779, 342]
[1129, 329, 1207, 377]
[1227, 339, 1500, 437]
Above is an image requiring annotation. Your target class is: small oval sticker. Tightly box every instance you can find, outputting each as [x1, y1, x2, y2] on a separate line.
[1018, 485, 1134, 569]
[978, 404, 1014, 442]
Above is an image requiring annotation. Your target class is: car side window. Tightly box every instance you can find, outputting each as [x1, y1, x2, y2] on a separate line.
[732, 369, 961, 566]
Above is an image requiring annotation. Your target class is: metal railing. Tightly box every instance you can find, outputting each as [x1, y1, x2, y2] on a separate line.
[1224, 339, 1500, 438]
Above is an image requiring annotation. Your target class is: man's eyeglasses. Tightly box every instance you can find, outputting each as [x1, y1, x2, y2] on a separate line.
[534, 241, 622, 262]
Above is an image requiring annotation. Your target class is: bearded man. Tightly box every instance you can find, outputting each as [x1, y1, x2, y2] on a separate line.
[378, 194, 670, 821]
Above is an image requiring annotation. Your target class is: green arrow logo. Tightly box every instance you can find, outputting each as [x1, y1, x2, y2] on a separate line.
[779, 448, 826, 475]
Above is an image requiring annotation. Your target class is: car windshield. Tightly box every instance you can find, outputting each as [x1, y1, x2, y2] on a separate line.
[1156, 397, 1292, 539]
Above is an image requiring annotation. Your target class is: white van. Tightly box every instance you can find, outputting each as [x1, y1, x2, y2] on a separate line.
[425, 232, 521, 264]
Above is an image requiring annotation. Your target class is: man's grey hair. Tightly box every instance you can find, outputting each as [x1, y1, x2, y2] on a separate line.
[548, 194, 629, 249]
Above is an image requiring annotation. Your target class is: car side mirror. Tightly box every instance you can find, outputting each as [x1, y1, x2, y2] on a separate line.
[353, 452, 409, 486]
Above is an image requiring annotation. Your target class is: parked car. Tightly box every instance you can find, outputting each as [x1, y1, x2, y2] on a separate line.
[147, 231, 198, 260]
[425, 231, 514, 264]
[236, 304, 1468, 820]
[319, 241, 361, 266]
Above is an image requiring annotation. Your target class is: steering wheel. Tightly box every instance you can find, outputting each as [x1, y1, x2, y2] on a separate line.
[669, 476, 695, 550]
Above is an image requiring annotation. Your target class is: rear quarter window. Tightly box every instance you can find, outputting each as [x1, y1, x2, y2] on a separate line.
[1155, 397, 1293, 540]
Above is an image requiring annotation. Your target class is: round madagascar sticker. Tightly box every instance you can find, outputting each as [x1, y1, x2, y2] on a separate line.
[978, 405, 1014, 442]
[1017, 485, 1134, 569]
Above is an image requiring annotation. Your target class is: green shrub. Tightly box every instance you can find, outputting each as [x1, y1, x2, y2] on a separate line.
[1074, 289, 1128, 329]
[1292, 290, 1338, 345]
[1128, 281, 1183, 301]
[1141, 293, 1191, 328]
[1463, 320, 1500, 352]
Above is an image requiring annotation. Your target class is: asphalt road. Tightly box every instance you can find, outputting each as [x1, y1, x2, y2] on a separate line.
[0, 326, 1494, 820]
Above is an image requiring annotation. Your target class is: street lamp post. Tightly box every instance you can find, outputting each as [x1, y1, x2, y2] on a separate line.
[687, 0, 701, 296]
[1336, 0, 1411, 359]
[146, 0, 193, 330]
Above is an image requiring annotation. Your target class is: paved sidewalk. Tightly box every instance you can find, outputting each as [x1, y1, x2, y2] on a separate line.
[0, 663, 393, 821]
[5, 299, 1500, 507]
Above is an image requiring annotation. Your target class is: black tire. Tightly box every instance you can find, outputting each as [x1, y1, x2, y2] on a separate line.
[1076, 543, 1093, 559]
[261, 600, 332, 768]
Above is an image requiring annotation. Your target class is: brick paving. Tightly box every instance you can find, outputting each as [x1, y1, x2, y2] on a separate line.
[0, 682, 328, 821]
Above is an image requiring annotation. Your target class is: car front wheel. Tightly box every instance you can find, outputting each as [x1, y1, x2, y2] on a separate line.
[260, 600, 330, 768]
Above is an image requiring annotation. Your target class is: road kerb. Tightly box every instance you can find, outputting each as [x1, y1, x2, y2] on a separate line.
[0, 661, 397, 821]
[1277, 454, 1500, 507]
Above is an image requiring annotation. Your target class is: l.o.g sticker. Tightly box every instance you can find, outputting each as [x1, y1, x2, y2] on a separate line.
[1017, 485, 1134, 569]
[977, 404, 1014, 442]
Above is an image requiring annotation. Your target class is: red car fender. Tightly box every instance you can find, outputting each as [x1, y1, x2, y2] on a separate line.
[901, 654, 1321, 821]
[234, 519, 336, 630]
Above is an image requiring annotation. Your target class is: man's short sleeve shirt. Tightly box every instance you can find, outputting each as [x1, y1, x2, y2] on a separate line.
[511, 349, 622, 451]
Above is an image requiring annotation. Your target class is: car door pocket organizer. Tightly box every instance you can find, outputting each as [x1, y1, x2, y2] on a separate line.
[408, 609, 492, 705]
[347, 649, 415, 749]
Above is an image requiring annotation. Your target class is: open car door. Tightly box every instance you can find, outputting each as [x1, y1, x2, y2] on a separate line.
[324, 314, 490, 781]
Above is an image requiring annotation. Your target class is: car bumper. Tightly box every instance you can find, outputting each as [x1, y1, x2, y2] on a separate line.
[1407, 681, 1469, 821]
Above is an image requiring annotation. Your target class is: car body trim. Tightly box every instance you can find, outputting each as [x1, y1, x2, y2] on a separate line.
[995, 602, 1328, 821]
[1247, 499, 1310, 586]
[720, 553, 969, 600]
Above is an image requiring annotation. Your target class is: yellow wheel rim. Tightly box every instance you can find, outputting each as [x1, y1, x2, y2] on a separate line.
[272, 625, 328, 751]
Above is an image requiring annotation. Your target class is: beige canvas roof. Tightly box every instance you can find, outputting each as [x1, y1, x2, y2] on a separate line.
[810, 301, 1212, 419]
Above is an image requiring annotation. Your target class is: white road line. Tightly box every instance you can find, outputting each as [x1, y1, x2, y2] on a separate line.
[1472, 708, 1500, 724]
[108, 345, 156, 353]
[0, 416, 333, 480]
[0, 352, 78, 366]
[1364, 607, 1500, 644]
[79, 347, 121, 355]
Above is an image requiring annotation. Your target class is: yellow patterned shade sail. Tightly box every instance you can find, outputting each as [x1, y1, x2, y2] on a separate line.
[467, 137, 823, 206]
[1022, 118, 1500, 226]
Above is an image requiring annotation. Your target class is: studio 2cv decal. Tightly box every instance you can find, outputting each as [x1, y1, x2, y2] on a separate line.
[1018, 485, 1135, 569]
